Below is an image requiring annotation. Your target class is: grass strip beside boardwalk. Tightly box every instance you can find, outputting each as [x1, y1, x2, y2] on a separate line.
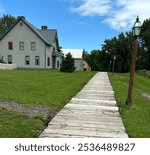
[0, 109, 43, 138]
[0, 70, 96, 137]
[109, 73, 150, 137]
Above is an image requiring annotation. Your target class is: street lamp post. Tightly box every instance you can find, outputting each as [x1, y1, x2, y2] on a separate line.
[109, 60, 112, 72]
[112, 56, 116, 75]
[126, 16, 141, 106]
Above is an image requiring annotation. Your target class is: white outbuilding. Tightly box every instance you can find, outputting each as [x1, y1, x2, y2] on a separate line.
[61, 49, 83, 71]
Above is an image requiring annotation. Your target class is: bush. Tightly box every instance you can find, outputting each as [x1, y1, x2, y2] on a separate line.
[136, 70, 150, 78]
[60, 53, 75, 72]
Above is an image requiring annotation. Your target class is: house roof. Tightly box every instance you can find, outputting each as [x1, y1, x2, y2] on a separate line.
[61, 49, 83, 59]
[0, 16, 58, 47]
[39, 29, 58, 46]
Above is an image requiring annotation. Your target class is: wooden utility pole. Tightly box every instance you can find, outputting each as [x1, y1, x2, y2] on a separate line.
[112, 57, 116, 75]
[126, 38, 138, 106]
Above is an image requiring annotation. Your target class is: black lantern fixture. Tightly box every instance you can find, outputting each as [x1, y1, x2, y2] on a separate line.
[132, 16, 141, 37]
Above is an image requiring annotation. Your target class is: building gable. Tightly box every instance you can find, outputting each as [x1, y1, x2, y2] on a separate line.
[61, 49, 83, 59]
[0, 16, 59, 48]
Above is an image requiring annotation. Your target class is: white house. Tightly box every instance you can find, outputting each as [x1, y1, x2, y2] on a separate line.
[0, 16, 63, 69]
[61, 49, 83, 71]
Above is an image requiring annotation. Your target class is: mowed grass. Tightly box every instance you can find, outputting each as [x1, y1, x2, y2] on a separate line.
[0, 109, 43, 138]
[109, 73, 150, 137]
[0, 70, 96, 137]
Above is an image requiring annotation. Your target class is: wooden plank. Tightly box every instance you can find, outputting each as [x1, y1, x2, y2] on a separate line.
[41, 128, 128, 138]
[39, 133, 86, 138]
[46, 125, 126, 134]
[49, 122, 125, 131]
[64, 104, 119, 111]
[74, 94, 115, 100]
[49, 118, 125, 126]
[70, 99, 117, 107]
[51, 116, 123, 125]
[71, 98, 117, 104]
[80, 90, 114, 94]
[58, 109, 120, 117]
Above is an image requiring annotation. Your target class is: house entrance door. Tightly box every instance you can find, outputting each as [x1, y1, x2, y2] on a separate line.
[53, 57, 56, 69]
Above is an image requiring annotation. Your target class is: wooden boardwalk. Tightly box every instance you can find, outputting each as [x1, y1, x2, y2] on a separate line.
[39, 72, 128, 138]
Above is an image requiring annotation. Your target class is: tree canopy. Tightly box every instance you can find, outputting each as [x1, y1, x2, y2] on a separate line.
[84, 17, 150, 72]
[0, 14, 16, 35]
[140, 18, 150, 70]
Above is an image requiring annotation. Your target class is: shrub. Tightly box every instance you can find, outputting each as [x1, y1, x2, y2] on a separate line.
[136, 70, 150, 78]
[60, 53, 75, 72]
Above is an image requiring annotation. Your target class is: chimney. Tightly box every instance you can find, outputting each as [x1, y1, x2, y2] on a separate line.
[41, 26, 48, 30]
[18, 16, 25, 20]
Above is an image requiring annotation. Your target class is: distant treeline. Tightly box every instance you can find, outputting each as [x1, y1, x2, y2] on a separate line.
[84, 18, 150, 72]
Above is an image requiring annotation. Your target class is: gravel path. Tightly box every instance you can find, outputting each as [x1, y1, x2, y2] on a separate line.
[141, 93, 150, 101]
[0, 100, 50, 119]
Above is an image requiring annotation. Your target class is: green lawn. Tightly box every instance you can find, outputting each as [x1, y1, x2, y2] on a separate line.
[0, 70, 96, 137]
[0, 109, 43, 138]
[109, 73, 150, 137]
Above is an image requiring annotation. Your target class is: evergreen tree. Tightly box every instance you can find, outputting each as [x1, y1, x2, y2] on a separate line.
[60, 53, 75, 72]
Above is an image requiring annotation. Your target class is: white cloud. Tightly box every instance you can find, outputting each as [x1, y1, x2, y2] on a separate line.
[67, 0, 150, 31]
[71, 0, 112, 16]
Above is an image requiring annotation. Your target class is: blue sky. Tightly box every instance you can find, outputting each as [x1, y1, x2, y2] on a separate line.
[0, 0, 149, 52]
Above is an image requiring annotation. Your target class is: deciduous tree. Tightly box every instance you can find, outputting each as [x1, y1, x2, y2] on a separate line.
[0, 14, 16, 35]
[140, 18, 150, 70]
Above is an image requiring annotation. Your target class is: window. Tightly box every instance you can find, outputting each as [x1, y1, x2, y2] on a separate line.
[25, 56, 30, 65]
[8, 42, 13, 50]
[19, 42, 24, 50]
[31, 42, 36, 51]
[20, 22, 23, 26]
[35, 56, 40, 66]
[57, 60, 59, 68]
[47, 57, 50, 66]
[8, 55, 12, 64]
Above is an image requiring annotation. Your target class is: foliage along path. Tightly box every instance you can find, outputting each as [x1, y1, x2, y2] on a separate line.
[40, 72, 128, 138]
